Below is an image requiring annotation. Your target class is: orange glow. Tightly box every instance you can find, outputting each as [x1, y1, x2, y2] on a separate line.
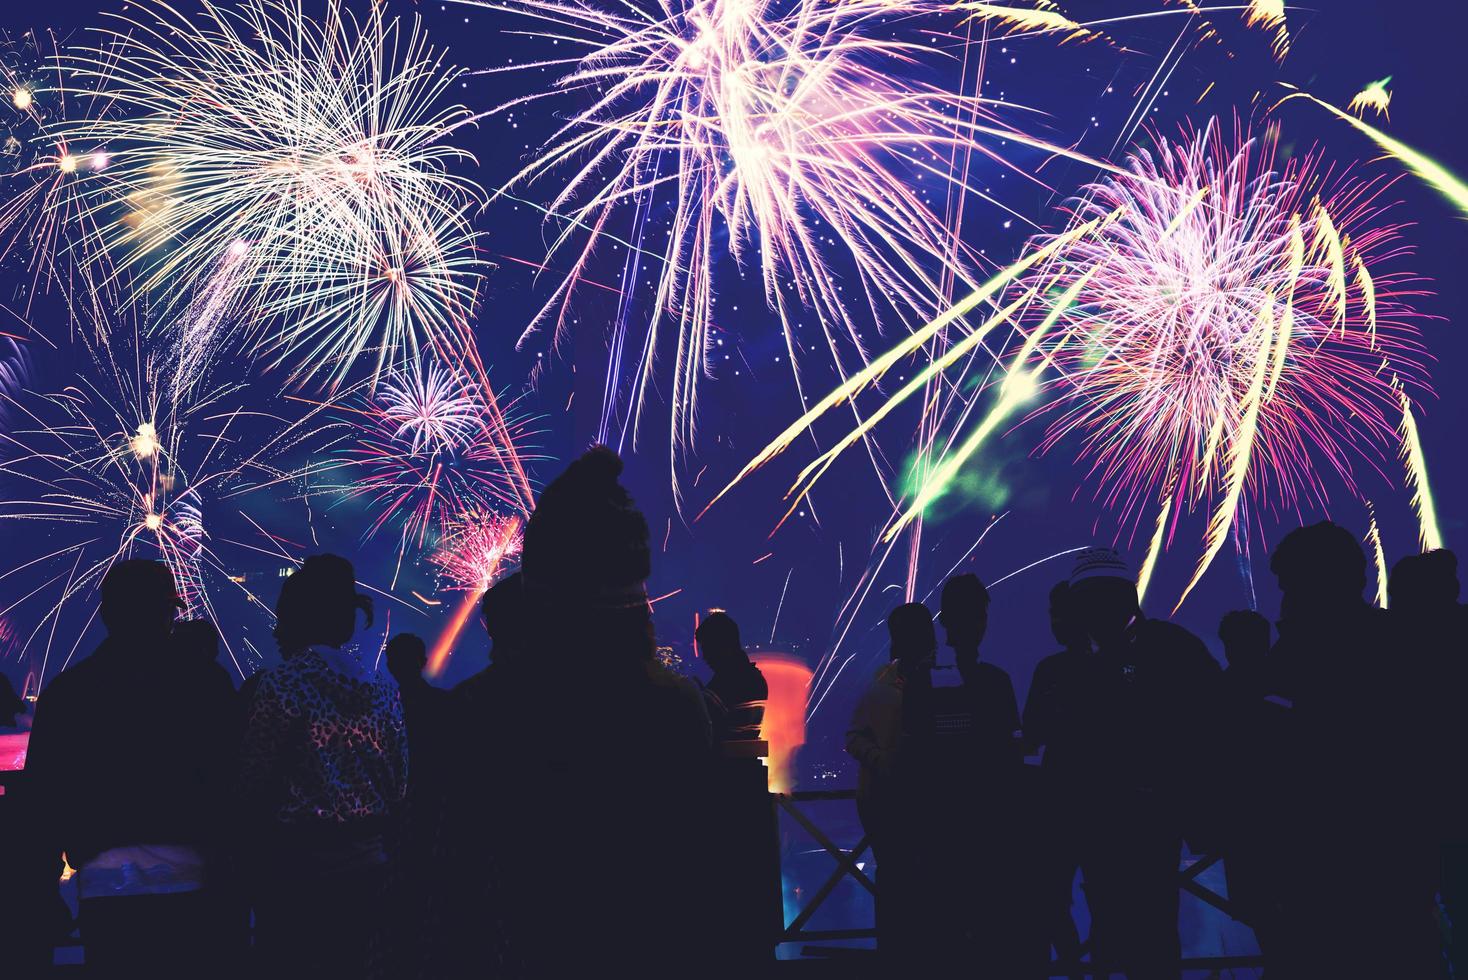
[425, 586, 483, 679]
[752, 654, 811, 794]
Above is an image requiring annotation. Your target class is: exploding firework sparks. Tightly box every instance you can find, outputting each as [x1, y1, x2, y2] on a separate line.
[62, 0, 488, 390]
[308, 366, 535, 571]
[0, 330, 321, 681]
[1348, 77, 1392, 121]
[463, 0, 1132, 491]
[379, 359, 486, 456]
[430, 510, 524, 593]
[424, 510, 522, 677]
[1018, 120, 1425, 607]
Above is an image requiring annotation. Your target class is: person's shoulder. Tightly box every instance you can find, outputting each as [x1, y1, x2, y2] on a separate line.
[38, 651, 108, 702]
[973, 661, 1014, 685]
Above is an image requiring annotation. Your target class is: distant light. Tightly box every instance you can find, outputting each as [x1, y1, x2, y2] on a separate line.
[228, 239, 249, 258]
[57, 154, 77, 174]
[90, 152, 109, 170]
[12, 88, 32, 110]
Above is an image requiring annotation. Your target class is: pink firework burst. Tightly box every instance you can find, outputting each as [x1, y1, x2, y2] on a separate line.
[1026, 118, 1427, 541]
[430, 510, 523, 592]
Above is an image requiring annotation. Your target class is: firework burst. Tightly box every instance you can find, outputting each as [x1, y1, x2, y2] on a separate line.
[0, 330, 320, 680]
[465, 0, 1130, 489]
[430, 509, 523, 593]
[309, 360, 535, 569]
[1020, 119, 1424, 604]
[61, 0, 487, 390]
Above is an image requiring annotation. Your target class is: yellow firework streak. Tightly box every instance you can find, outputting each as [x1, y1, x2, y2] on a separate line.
[1136, 491, 1174, 608]
[1396, 380, 1443, 551]
[779, 289, 1038, 523]
[1355, 254, 1378, 349]
[958, 3, 1096, 42]
[881, 269, 1101, 543]
[1280, 88, 1468, 217]
[1348, 77, 1392, 120]
[1174, 297, 1275, 613]
[1245, 0, 1288, 61]
[1365, 501, 1388, 608]
[1265, 214, 1304, 402]
[1197, 407, 1227, 499]
[1311, 203, 1349, 330]
[699, 214, 1115, 517]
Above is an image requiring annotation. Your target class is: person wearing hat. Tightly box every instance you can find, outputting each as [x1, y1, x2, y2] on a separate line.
[474, 446, 712, 976]
[22, 558, 238, 978]
[237, 554, 408, 980]
[1063, 547, 1220, 980]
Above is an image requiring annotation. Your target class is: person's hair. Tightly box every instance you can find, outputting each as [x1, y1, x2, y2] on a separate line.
[696, 610, 741, 654]
[1218, 609, 1270, 649]
[1048, 580, 1071, 612]
[99, 559, 180, 635]
[1389, 549, 1461, 610]
[522, 446, 650, 602]
[1270, 521, 1366, 599]
[887, 602, 936, 661]
[274, 554, 371, 655]
[939, 573, 990, 618]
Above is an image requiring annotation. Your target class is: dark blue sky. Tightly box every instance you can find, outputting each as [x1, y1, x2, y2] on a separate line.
[2, 0, 1465, 773]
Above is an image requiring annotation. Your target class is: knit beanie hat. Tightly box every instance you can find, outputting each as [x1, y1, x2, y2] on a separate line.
[1070, 547, 1132, 586]
[522, 445, 651, 608]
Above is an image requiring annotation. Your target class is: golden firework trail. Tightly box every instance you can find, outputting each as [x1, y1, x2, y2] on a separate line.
[1365, 501, 1388, 608]
[1348, 77, 1392, 120]
[1244, 0, 1288, 61]
[1135, 490, 1174, 607]
[699, 213, 1114, 519]
[1396, 380, 1443, 551]
[1280, 87, 1468, 218]
[1173, 296, 1275, 614]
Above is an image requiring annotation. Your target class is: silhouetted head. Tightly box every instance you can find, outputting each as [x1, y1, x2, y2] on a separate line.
[386, 633, 428, 688]
[938, 574, 990, 651]
[522, 446, 654, 660]
[481, 571, 529, 663]
[1218, 610, 1270, 667]
[696, 611, 746, 673]
[1048, 580, 1088, 651]
[1068, 548, 1138, 648]
[172, 619, 220, 664]
[100, 559, 183, 643]
[887, 602, 937, 668]
[1389, 549, 1460, 615]
[523, 446, 650, 607]
[1270, 521, 1366, 622]
[274, 554, 372, 657]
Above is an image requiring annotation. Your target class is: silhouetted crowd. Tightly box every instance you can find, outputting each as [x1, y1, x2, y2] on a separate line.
[0, 446, 1464, 979]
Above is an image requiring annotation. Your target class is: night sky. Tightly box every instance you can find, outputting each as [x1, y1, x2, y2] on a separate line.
[2, 0, 1466, 780]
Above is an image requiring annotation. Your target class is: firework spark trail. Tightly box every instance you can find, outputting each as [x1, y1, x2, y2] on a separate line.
[1365, 500, 1388, 608]
[1279, 87, 1468, 218]
[0, 329, 330, 681]
[61, 0, 495, 396]
[1172, 297, 1274, 613]
[461, 0, 1136, 494]
[700, 214, 1114, 519]
[1348, 77, 1392, 120]
[425, 512, 522, 677]
[1396, 381, 1443, 552]
[1135, 491, 1173, 607]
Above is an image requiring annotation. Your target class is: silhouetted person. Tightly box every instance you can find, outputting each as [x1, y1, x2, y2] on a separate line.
[695, 611, 780, 973]
[1066, 548, 1219, 980]
[1268, 523, 1438, 977]
[1022, 581, 1093, 977]
[481, 447, 712, 977]
[932, 573, 1039, 973]
[1214, 610, 1285, 957]
[847, 601, 937, 964]
[697, 611, 768, 743]
[23, 560, 237, 979]
[238, 554, 407, 980]
[1390, 550, 1468, 975]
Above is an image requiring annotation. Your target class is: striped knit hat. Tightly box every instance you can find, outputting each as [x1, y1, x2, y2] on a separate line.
[1070, 547, 1132, 585]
